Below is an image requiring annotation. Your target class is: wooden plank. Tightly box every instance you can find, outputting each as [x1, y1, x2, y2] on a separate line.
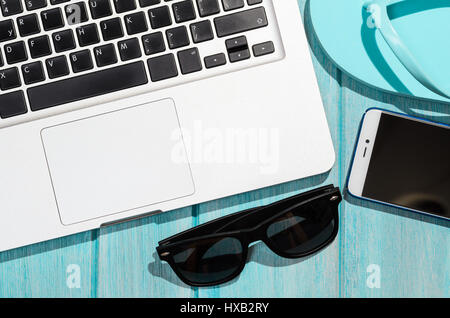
[338, 74, 450, 297]
[0, 231, 95, 297]
[194, 181, 340, 297]
[196, 0, 343, 297]
[96, 207, 196, 297]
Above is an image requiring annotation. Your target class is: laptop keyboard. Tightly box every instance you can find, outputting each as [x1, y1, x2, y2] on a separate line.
[0, 0, 282, 124]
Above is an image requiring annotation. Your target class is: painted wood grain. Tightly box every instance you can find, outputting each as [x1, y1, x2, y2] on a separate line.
[96, 207, 196, 297]
[0, 231, 95, 297]
[196, 0, 343, 297]
[0, 0, 448, 298]
[338, 74, 450, 297]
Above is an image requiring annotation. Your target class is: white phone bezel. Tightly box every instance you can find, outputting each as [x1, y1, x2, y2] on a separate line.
[348, 108, 449, 197]
[348, 109, 450, 220]
[347, 108, 382, 197]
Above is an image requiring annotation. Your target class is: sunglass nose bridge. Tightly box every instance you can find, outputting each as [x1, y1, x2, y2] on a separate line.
[245, 226, 266, 243]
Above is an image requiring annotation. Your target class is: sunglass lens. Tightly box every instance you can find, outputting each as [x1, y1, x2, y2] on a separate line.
[171, 237, 244, 285]
[266, 196, 337, 256]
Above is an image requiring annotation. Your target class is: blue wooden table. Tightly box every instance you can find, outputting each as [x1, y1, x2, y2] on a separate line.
[0, 0, 448, 298]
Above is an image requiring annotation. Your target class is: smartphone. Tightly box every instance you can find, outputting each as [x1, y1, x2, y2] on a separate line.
[347, 108, 450, 220]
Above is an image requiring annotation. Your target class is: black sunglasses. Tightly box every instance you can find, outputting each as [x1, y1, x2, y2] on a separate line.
[156, 185, 341, 287]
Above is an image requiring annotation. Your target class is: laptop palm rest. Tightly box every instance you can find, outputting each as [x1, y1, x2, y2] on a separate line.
[41, 98, 195, 225]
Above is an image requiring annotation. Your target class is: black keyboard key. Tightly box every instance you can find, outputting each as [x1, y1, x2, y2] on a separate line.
[226, 35, 250, 62]
[89, 0, 112, 19]
[148, 6, 172, 29]
[253, 41, 274, 57]
[45, 55, 70, 78]
[177, 47, 202, 75]
[190, 20, 213, 43]
[166, 26, 189, 49]
[139, 0, 160, 7]
[173, 0, 196, 23]
[214, 7, 268, 37]
[65, 2, 89, 25]
[0, 20, 16, 43]
[0, 91, 27, 118]
[125, 11, 148, 35]
[94, 44, 117, 67]
[147, 53, 178, 82]
[142, 32, 165, 55]
[228, 48, 250, 62]
[196, 0, 220, 17]
[0, 52, 3, 66]
[76, 23, 100, 46]
[226, 35, 247, 50]
[114, 0, 136, 13]
[1, 0, 23, 17]
[25, 0, 47, 11]
[100, 17, 124, 41]
[41, 8, 65, 31]
[0, 67, 21, 90]
[28, 62, 148, 111]
[17, 14, 40, 36]
[222, 0, 243, 11]
[52, 29, 76, 52]
[29, 35, 52, 58]
[118, 38, 142, 61]
[4, 41, 27, 64]
[247, 0, 262, 5]
[204, 52, 226, 68]
[70, 49, 93, 73]
[22, 61, 45, 84]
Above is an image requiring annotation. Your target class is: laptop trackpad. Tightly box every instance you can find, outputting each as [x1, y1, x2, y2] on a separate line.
[41, 99, 195, 225]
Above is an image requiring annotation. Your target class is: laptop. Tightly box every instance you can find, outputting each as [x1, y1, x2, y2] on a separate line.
[0, 0, 334, 252]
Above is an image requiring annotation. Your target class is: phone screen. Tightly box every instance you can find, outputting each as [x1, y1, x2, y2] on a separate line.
[362, 113, 450, 219]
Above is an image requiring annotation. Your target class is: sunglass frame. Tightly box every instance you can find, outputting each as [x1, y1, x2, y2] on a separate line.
[156, 185, 341, 287]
